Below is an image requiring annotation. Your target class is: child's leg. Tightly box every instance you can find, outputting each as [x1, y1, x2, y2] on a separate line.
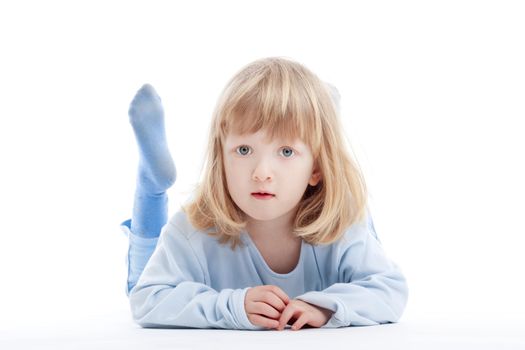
[124, 84, 176, 295]
[128, 84, 176, 238]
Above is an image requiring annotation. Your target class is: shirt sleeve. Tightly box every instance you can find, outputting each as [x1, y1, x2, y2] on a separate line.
[127, 221, 259, 330]
[295, 217, 409, 328]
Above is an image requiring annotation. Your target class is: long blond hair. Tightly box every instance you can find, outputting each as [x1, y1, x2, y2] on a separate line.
[184, 57, 368, 249]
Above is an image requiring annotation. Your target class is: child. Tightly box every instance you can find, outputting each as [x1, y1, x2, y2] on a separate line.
[121, 57, 408, 330]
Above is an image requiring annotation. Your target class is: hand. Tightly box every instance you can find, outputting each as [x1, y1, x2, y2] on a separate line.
[277, 299, 333, 331]
[244, 285, 290, 329]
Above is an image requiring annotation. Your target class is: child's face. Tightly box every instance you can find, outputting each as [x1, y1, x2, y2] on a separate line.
[223, 129, 321, 224]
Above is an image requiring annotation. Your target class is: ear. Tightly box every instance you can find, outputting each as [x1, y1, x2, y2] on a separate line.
[308, 167, 322, 186]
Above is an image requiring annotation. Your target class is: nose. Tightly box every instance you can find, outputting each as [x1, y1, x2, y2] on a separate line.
[252, 158, 273, 182]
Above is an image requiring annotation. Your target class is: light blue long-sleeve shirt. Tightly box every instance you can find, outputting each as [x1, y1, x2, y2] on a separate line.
[121, 210, 408, 330]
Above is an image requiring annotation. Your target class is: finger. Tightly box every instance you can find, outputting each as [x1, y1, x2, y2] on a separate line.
[252, 301, 281, 319]
[291, 313, 309, 331]
[265, 285, 290, 305]
[259, 292, 287, 312]
[277, 304, 298, 331]
[249, 314, 279, 329]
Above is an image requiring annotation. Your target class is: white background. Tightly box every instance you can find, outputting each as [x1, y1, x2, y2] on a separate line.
[0, 0, 524, 331]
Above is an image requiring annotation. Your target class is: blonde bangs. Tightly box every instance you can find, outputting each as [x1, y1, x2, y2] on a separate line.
[216, 58, 324, 158]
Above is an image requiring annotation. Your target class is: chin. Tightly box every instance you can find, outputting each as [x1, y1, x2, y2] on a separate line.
[244, 209, 281, 222]
[246, 213, 277, 221]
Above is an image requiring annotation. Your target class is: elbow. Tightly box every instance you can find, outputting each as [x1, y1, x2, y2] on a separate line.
[373, 269, 409, 324]
[128, 284, 178, 328]
[128, 286, 156, 327]
[129, 302, 157, 329]
[388, 274, 409, 323]
[129, 293, 145, 326]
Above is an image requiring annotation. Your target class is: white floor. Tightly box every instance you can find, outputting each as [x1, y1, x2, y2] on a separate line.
[2, 310, 524, 350]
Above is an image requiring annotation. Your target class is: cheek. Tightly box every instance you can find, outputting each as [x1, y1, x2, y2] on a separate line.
[294, 159, 315, 181]
[280, 163, 314, 195]
[225, 160, 243, 177]
[224, 160, 248, 192]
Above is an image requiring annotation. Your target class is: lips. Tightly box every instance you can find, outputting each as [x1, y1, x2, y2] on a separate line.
[251, 192, 275, 200]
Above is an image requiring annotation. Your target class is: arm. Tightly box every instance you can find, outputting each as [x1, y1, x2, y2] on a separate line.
[295, 218, 409, 328]
[127, 221, 258, 330]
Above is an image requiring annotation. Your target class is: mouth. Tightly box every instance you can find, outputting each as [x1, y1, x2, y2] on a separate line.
[251, 192, 275, 200]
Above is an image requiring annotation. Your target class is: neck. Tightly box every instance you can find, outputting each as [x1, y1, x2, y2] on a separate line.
[245, 208, 299, 243]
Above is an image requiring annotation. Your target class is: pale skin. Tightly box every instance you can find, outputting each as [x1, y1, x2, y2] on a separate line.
[244, 285, 334, 331]
[224, 130, 334, 330]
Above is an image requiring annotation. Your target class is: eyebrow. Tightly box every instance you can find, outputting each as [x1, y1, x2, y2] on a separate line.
[229, 138, 303, 147]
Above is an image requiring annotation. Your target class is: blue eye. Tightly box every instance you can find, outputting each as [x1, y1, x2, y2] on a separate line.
[236, 145, 251, 156]
[280, 147, 294, 158]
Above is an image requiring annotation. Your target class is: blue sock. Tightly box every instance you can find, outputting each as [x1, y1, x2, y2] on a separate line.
[128, 84, 176, 238]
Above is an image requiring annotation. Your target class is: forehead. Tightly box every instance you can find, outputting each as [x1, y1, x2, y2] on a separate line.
[224, 130, 308, 149]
